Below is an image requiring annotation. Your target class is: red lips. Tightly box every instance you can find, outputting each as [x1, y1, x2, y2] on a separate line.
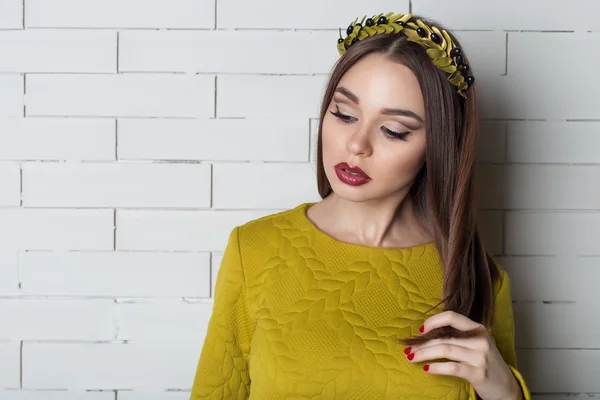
[333, 162, 372, 186]
[334, 162, 371, 179]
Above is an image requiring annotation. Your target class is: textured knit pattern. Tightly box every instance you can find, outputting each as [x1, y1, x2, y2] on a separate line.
[190, 202, 531, 400]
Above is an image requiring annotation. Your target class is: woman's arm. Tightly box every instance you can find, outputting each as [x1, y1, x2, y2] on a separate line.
[488, 266, 531, 400]
[190, 226, 255, 400]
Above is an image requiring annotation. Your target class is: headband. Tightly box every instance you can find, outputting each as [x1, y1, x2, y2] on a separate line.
[337, 12, 474, 99]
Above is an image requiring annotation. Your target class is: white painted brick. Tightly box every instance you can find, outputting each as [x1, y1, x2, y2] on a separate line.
[0, 299, 114, 340]
[0, 251, 19, 295]
[213, 163, 321, 209]
[0, 30, 116, 73]
[0, 74, 23, 117]
[452, 32, 506, 78]
[23, 341, 201, 389]
[507, 121, 600, 164]
[211, 253, 222, 298]
[0, 162, 20, 206]
[0, 209, 113, 250]
[505, 212, 600, 256]
[309, 31, 339, 75]
[26, 0, 214, 29]
[0, 118, 115, 161]
[0, 0, 22, 29]
[118, 391, 189, 400]
[477, 165, 600, 210]
[413, 0, 600, 31]
[518, 349, 600, 392]
[22, 162, 211, 208]
[120, 30, 310, 74]
[26, 74, 215, 118]
[117, 118, 309, 162]
[0, 341, 20, 388]
[20, 251, 210, 298]
[477, 122, 506, 163]
[477, 211, 502, 255]
[217, 75, 326, 118]
[480, 32, 600, 120]
[497, 256, 600, 302]
[218, 0, 409, 29]
[475, 164, 504, 210]
[0, 391, 114, 400]
[116, 300, 213, 341]
[505, 166, 600, 210]
[512, 302, 600, 348]
[116, 209, 272, 251]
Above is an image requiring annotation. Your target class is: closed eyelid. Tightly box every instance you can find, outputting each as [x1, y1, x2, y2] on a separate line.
[333, 101, 420, 130]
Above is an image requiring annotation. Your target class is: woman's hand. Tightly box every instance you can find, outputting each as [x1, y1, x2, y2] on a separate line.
[403, 311, 524, 400]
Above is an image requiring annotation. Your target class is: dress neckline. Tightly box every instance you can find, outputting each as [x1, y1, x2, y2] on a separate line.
[298, 202, 436, 252]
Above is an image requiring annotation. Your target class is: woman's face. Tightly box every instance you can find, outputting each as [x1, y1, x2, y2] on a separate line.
[322, 52, 427, 203]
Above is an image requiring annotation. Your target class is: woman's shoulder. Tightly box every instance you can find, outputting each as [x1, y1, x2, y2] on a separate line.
[237, 201, 313, 238]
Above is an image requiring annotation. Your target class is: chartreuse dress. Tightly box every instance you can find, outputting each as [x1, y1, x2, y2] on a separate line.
[190, 202, 531, 400]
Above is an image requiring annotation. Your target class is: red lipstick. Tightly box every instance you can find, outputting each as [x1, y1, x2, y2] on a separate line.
[334, 162, 372, 186]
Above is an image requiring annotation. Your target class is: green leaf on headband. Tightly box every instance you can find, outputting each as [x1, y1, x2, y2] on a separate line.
[433, 57, 453, 67]
[449, 74, 465, 85]
[358, 30, 369, 40]
[431, 26, 447, 48]
[416, 19, 432, 36]
[363, 27, 376, 35]
[440, 65, 457, 73]
[402, 28, 422, 42]
[383, 24, 394, 34]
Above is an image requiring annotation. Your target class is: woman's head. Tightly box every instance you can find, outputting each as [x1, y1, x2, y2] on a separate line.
[314, 14, 500, 346]
[317, 18, 471, 219]
[320, 51, 427, 205]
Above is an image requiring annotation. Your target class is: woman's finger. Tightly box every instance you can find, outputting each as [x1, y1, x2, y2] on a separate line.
[404, 335, 470, 354]
[421, 310, 485, 334]
[406, 342, 483, 367]
[422, 361, 480, 381]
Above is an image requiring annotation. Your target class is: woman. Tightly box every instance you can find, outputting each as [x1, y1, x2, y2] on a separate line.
[190, 12, 531, 400]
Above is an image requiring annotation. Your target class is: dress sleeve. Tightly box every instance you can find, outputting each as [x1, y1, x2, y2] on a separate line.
[190, 226, 255, 400]
[488, 266, 532, 400]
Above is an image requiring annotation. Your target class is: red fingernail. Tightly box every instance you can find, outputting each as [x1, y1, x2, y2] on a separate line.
[404, 347, 412, 355]
[423, 365, 429, 372]
[407, 353, 414, 361]
[419, 325, 425, 333]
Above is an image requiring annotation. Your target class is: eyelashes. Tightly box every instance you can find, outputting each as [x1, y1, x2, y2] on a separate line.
[328, 105, 411, 141]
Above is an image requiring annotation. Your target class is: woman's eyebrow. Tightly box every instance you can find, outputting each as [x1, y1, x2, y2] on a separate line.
[334, 86, 424, 124]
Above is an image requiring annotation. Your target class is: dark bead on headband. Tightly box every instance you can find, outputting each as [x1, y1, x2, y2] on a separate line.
[366, 18, 374, 27]
[346, 25, 353, 35]
[459, 64, 469, 74]
[455, 54, 464, 65]
[450, 48, 462, 57]
[377, 16, 388, 24]
[466, 76, 475, 85]
[416, 28, 427, 37]
[395, 20, 404, 26]
[338, 38, 344, 44]
[430, 32, 441, 44]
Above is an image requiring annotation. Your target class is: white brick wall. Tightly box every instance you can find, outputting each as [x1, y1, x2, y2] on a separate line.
[0, 1, 598, 399]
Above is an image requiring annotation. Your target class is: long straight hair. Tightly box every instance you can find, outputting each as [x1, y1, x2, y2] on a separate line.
[315, 16, 500, 346]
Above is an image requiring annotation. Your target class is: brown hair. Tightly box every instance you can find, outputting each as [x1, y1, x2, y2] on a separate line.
[314, 15, 500, 346]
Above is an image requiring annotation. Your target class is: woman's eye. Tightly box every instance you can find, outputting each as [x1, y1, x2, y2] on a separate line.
[383, 127, 411, 141]
[329, 107, 354, 124]
[329, 105, 411, 141]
